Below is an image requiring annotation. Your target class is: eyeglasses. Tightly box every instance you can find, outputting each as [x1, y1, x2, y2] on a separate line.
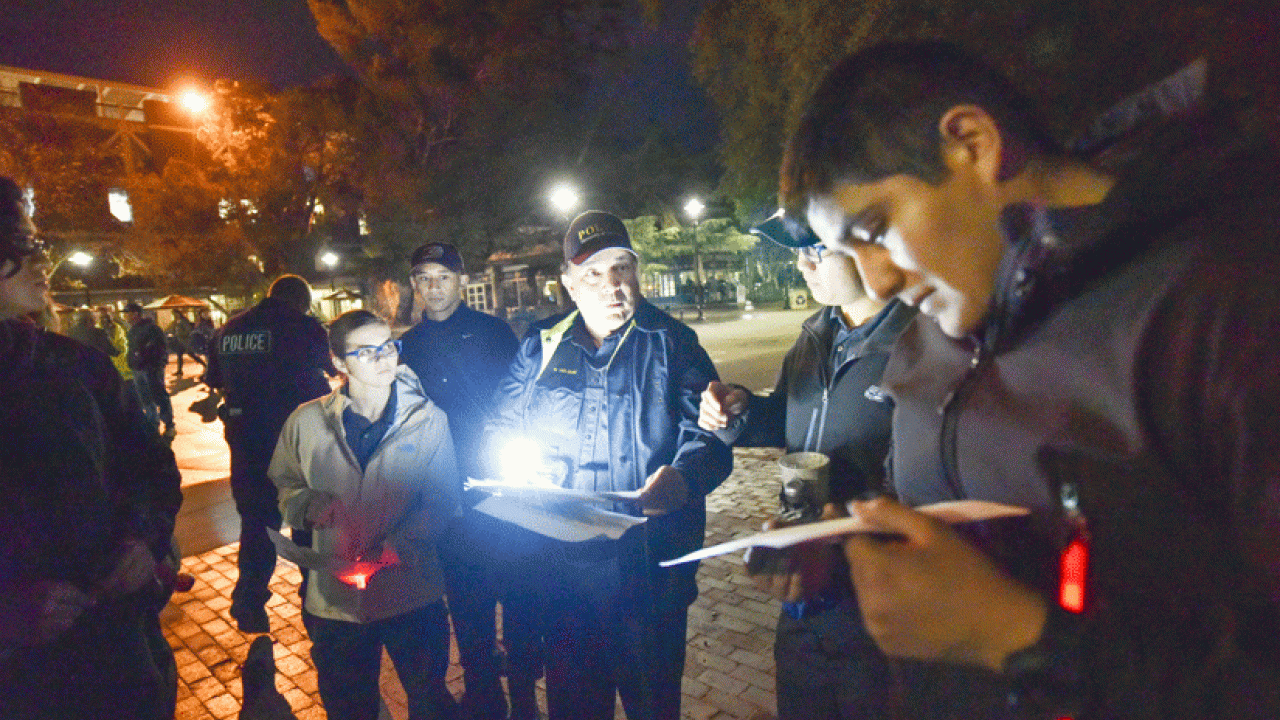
[344, 339, 401, 363]
[794, 243, 829, 263]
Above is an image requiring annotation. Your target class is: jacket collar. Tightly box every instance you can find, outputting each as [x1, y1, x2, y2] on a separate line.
[985, 111, 1275, 353]
[802, 300, 915, 358]
[320, 365, 431, 429]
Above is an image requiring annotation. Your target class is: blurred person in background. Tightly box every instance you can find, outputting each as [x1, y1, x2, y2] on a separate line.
[206, 275, 335, 633]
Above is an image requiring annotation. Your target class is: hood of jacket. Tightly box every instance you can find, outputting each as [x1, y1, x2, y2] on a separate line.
[985, 109, 1280, 355]
[319, 364, 433, 432]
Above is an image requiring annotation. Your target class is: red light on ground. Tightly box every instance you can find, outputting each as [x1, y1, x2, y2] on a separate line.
[1059, 538, 1088, 613]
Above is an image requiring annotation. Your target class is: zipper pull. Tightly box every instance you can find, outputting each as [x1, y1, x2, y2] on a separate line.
[938, 345, 983, 415]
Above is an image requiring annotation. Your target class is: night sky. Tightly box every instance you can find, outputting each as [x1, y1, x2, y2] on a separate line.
[2, 0, 349, 89]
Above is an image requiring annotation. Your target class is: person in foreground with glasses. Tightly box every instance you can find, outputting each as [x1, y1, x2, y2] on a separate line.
[270, 309, 462, 720]
[0, 175, 183, 718]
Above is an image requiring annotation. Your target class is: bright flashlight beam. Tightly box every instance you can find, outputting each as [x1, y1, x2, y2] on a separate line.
[499, 437, 546, 486]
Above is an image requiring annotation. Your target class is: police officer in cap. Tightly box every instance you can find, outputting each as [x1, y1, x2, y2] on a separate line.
[205, 274, 335, 633]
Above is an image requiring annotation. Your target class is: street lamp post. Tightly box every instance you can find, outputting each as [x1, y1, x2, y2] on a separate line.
[683, 197, 706, 321]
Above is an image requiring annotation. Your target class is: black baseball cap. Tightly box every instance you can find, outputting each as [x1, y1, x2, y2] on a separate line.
[410, 242, 464, 274]
[750, 208, 820, 249]
[563, 210, 636, 265]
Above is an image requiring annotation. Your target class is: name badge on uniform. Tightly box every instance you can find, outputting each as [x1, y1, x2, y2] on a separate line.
[220, 329, 272, 354]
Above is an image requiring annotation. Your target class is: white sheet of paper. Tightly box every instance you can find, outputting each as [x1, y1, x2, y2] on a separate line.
[659, 500, 1030, 567]
[465, 478, 642, 505]
[471, 494, 646, 542]
[267, 528, 334, 569]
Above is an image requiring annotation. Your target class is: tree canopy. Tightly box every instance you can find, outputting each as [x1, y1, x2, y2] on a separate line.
[691, 0, 1280, 207]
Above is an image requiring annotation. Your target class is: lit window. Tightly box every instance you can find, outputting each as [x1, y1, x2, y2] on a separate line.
[23, 187, 35, 215]
[218, 199, 233, 219]
[109, 189, 133, 223]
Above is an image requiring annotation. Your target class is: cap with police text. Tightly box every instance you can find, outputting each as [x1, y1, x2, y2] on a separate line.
[750, 208, 820, 249]
[563, 210, 636, 265]
[410, 242, 464, 274]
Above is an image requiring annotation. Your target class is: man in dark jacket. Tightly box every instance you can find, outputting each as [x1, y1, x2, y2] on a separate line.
[398, 241, 523, 720]
[782, 41, 1280, 718]
[205, 275, 334, 633]
[123, 301, 175, 438]
[484, 211, 733, 720]
[0, 175, 184, 720]
[67, 306, 120, 358]
[699, 213, 915, 719]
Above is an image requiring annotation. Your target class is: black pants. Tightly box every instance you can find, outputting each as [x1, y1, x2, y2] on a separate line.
[227, 439, 312, 616]
[171, 340, 205, 375]
[542, 545, 688, 720]
[0, 594, 176, 720]
[439, 513, 547, 717]
[303, 601, 455, 720]
[774, 600, 898, 720]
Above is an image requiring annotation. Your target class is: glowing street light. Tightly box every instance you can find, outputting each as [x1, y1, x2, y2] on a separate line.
[52, 251, 95, 306]
[548, 182, 581, 217]
[683, 197, 705, 222]
[178, 89, 210, 114]
[319, 251, 340, 269]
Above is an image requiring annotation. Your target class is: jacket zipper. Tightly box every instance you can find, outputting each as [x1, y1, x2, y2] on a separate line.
[813, 319, 874, 453]
[938, 343, 987, 499]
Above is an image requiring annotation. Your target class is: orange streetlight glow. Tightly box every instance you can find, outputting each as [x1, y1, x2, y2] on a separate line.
[178, 89, 210, 114]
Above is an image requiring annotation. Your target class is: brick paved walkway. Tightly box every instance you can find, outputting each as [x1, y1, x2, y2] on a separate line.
[164, 447, 785, 720]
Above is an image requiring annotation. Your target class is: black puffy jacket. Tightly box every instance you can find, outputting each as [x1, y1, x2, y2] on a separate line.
[716, 300, 915, 503]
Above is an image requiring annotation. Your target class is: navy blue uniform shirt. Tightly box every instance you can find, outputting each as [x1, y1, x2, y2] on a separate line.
[398, 303, 517, 478]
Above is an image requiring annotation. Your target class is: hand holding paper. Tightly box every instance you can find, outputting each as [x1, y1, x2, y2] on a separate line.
[744, 503, 844, 603]
[660, 499, 1029, 567]
[841, 497, 1048, 670]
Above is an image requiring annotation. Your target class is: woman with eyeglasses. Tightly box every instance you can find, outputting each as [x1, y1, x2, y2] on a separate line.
[269, 308, 461, 720]
[0, 175, 183, 719]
